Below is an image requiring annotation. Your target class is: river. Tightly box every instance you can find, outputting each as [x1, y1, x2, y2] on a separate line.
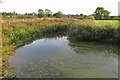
[8, 36, 118, 78]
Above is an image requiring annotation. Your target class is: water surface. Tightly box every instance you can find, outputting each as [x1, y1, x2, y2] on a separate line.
[8, 36, 118, 78]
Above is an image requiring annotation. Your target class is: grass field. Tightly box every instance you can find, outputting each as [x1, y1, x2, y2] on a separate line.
[95, 20, 118, 28]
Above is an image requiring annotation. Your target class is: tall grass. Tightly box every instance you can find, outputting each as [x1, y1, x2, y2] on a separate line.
[68, 24, 118, 44]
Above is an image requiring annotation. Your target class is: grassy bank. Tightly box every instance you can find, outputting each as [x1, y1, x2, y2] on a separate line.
[2, 18, 73, 59]
[2, 19, 119, 58]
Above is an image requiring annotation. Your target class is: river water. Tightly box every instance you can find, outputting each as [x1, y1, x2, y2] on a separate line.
[8, 36, 118, 78]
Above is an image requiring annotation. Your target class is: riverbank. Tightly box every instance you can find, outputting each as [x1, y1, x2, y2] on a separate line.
[2, 18, 119, 57]
[1, 18, 119, 78]
[1, 18, 74, 75]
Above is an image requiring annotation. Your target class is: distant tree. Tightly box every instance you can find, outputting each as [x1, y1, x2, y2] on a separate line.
[103, 10, 110, 19]
[94, 7, 110, 19]
[38, 9, 45, 18]
[80, 14, 83, 16]
[94, 7, 104, 19]
[76, 14, 79, 16]
[45, 9, 52, 17]
[25, 13, 28, 15]
[53, 11, 63, 18]
[32, 12, 37, 16]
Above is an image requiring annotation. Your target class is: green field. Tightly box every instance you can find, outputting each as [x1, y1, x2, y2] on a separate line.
[95, 20, 118, 28]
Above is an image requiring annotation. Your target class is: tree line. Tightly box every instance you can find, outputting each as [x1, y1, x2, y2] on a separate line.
[38, 9, 63, 18]
[1, 7, 119, 20]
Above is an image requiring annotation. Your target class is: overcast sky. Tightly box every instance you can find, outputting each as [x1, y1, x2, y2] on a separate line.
[0, 0, 119, 16]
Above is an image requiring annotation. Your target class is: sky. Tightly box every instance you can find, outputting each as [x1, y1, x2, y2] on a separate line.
[0, 0, 119, 16]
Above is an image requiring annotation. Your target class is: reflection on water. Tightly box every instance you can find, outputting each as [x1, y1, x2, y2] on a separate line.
[8, 36, 118, 78]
